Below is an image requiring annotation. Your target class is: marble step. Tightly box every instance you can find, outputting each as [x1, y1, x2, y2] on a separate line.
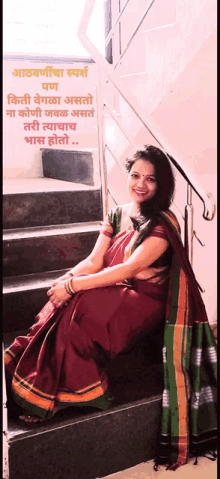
[41, 148, 94, 186]
[7, 392, 162, 479]
[3, 178, 102, 229]
[3, 221, 100, 277]
[4, 330, 163, 479]
[3, 269, 72, 334]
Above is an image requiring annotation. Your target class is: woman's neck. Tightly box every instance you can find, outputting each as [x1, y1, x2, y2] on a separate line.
[131, 202, 141, 217]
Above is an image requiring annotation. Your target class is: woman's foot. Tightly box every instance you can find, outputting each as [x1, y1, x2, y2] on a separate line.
[19, 414, 45, 423]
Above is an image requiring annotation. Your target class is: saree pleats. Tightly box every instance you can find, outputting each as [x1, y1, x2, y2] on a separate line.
[4, 295, 112, 418]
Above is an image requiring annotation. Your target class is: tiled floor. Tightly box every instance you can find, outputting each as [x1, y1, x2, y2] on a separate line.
[103, 456, 217, 479]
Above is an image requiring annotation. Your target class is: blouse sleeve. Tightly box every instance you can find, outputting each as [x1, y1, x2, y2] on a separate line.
[100, 214, 114, 239]
[100, 206, 122, 238]
[150, 222, 169, 241]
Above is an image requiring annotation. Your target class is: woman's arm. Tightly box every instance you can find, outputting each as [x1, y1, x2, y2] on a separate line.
[47, 235, 169, 304]
[69, 232, 112, 275]
[71, 235, 169, 291]
[51, 232, 111, 287]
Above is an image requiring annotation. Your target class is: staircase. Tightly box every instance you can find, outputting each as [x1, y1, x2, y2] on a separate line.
[3, 1, 216, 476]
[3, 178, 102, 336]
[3, 176, 164, 479]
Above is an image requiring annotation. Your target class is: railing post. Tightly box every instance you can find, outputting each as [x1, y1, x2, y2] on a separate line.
[118, 0, 122, 56]
[3, 345, 9, 479]
[104, 0, 113, 64]
[184, 184, 194, 265]
[96, 76, 108, 218]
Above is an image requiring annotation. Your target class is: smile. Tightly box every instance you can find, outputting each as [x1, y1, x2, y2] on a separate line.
[134, 190, 148, 195]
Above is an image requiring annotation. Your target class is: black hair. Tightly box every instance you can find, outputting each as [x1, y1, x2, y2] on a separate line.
[125, 145, 175, 250]
[125, 144, 175, 214]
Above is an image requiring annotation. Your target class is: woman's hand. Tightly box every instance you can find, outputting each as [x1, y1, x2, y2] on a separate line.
[47, 281, 72, 308]
[51, 272, 72, 288]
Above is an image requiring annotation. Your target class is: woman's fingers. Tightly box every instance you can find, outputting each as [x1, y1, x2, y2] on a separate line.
[50, 294, 57, 302]
[49, 295, 69, 308]
[50, 297, 60, 307]
[51, 274, 69, 288]
[48, 290, 69, 305]
[47, 281, 72, 307]
[47, 291, 56, 303]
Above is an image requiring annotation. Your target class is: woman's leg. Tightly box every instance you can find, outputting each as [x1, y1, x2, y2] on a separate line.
[6, 284, 165, 421]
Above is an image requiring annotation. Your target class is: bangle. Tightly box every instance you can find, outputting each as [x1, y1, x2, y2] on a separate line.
[64, 278, 76, 296]
[68, 277, 76, 295]
[64, 280, 73, 296]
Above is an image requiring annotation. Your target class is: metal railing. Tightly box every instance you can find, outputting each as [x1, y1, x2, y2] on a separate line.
[78, 0, 216, 269]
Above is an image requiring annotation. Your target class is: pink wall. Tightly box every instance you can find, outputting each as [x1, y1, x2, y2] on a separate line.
[109, 30, 217, 324]
[152, 31, 217, 180]
[152, 31, 217, 325]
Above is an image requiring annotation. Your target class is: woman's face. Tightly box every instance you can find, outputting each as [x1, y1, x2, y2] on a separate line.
[127, 159, 157, 205]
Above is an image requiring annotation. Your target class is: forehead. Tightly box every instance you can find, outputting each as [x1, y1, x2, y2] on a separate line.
[130, 159, 155, 175]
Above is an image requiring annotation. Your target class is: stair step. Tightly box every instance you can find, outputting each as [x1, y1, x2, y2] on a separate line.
[41, 148, 94, 186]
[3, 221, 102, 241]
[3, 269, 70, 294]
[3, 181, 102, 229]
[3, 270, 70, 334]
[3, 222, 100, 277]
[4, 330, 163, 478]
[3, 269, 70, 334]
[4, 326, 163, 479]
[3, 178, 98, 195]
[7, 394, 162, 479]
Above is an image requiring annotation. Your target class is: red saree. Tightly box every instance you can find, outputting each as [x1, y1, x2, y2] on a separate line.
[4, 221, 168, 419]
[4, 206, 217, 468]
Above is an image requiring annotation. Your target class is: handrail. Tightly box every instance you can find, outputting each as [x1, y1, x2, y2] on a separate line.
[105, 144, 127, 174]
[78, 0, 215, 221]
[104, 101, 136, 147]
[96, 80, 108, 219]
[113, 0, 155, 69]
[105, 0, 130, 47]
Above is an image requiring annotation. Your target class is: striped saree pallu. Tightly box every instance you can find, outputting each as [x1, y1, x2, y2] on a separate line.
[155, 211, 217, 469]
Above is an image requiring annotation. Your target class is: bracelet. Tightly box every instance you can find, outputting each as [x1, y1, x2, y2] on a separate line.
[64, 280, 73, 296]
[68, 277, 76, 295]
[64, 278, 76, 296]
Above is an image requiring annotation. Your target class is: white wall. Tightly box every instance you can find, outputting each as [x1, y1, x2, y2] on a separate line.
[112, 0, 216, 112]
[104, 0, 217, 156]
[103, 1, 217, 324]
[152, 30, 217, 325]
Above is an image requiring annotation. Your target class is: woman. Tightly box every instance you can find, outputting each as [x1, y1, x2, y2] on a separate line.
[4, 145, 217, 469]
